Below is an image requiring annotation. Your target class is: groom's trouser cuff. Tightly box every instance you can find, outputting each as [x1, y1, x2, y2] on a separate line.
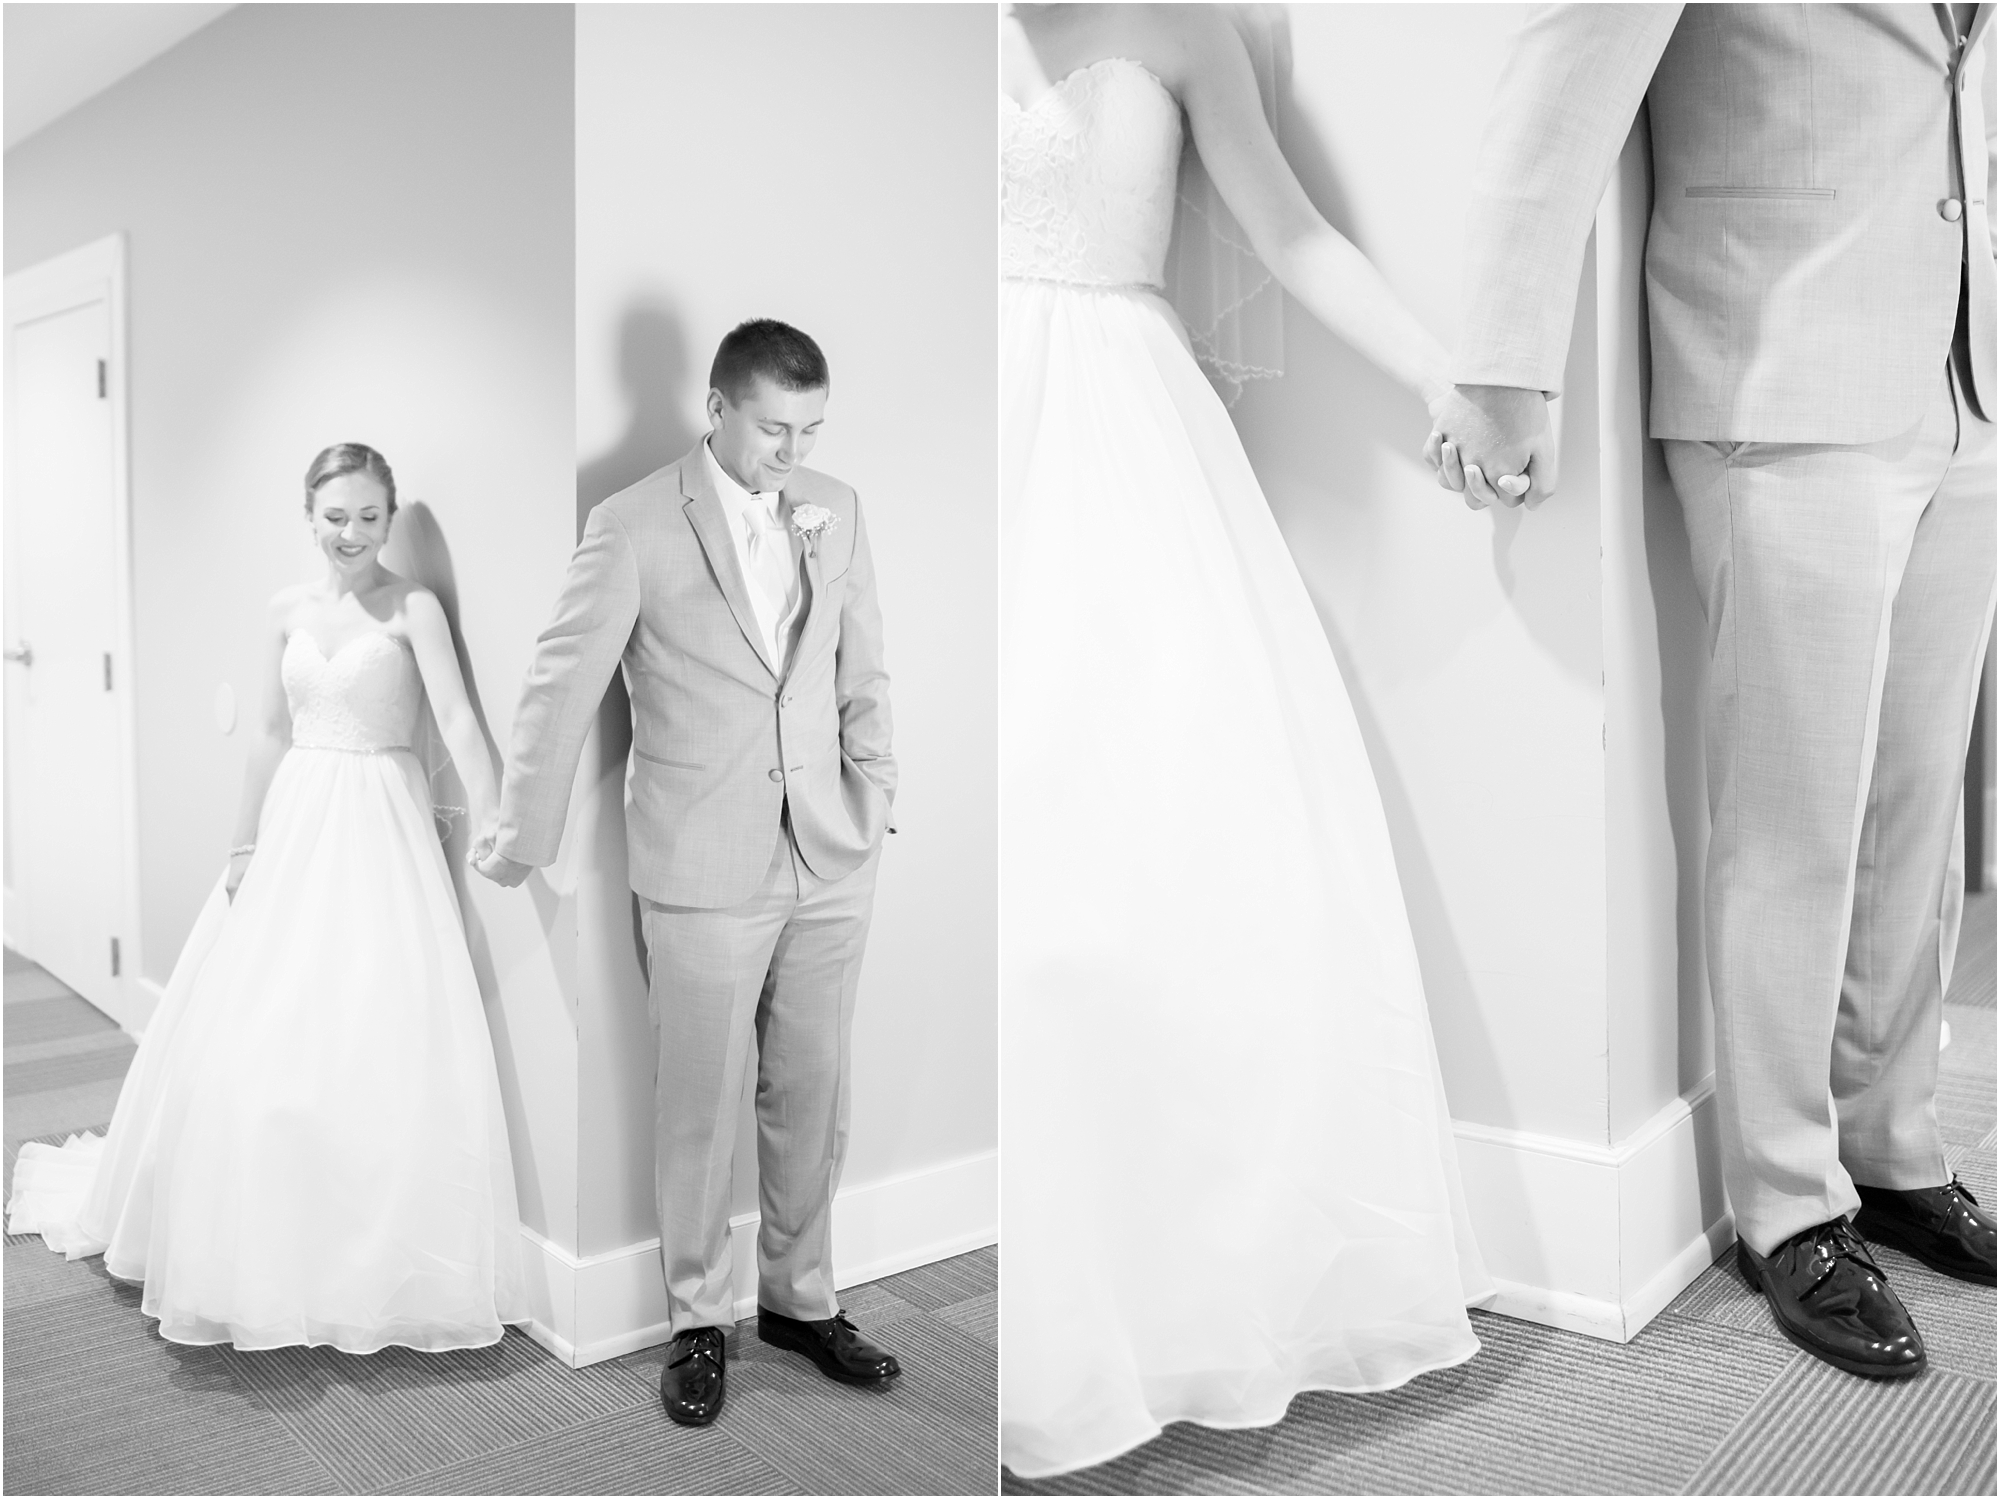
[1663, 360, 1995, 1257]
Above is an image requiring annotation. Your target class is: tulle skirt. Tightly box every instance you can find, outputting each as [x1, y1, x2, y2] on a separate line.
[999, 279, 1492, 1477]
[6, 744, 529, 1354]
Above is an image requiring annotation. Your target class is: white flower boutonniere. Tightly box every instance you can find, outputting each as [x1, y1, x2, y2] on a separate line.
[791, 503, 838, 556]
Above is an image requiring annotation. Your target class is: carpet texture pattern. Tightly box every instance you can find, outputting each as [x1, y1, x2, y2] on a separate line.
[2, 949, 998, 1496]
[1004, 893, 1997, 1496]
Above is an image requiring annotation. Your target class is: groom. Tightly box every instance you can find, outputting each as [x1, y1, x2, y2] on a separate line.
[1431, 5, 1997, 1378]
[475, 319, 902, 1424]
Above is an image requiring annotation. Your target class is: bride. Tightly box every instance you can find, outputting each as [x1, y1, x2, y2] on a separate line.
[6, 443, 528, 1354]
[1002, 3, 1493, 1477]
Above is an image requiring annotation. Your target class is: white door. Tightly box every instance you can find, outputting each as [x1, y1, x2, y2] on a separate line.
[5, 239, 136, 1021]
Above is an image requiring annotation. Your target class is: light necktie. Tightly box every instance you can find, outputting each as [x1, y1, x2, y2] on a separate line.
[744, 499, 798, 659]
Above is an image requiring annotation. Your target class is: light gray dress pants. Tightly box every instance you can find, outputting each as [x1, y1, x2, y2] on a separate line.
[642, 820, 881, 1334]
[1664, 355, 1996, 1256]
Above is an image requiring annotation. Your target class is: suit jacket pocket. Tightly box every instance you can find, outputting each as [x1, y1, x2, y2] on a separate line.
[633, 747, 706, 770]
[1684, 186, 1836, 199]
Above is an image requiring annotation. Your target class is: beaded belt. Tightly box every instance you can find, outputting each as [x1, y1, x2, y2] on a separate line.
[1002, 273, 1163, 295]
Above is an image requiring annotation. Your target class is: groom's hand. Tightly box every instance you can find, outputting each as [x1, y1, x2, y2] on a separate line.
[470, 836, 533, 888]
[1425, 384, 1555, 510]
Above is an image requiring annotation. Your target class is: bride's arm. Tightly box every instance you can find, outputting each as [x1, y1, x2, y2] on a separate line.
[404, 589, 500, 833]
[228, 597, 295, 896]
[1168, 9, 1452, 408]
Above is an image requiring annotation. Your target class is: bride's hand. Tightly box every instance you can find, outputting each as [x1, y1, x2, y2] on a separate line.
[1425, 386, 1551, 510]
[468, 826, 531, 888]
[471, 844, 533, 888]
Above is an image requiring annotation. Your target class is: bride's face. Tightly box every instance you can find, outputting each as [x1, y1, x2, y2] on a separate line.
[706, 376, 827, 495]
[310, 473, 393, 576]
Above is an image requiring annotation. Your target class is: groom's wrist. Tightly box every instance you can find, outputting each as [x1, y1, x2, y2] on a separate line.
[1451, 383, 1551, 432]
[1454, 382, 1546, 398]
[1454, 381, 1553, 408]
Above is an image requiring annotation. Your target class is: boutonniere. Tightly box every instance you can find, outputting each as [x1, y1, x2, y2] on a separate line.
[791, 504, 838, 556]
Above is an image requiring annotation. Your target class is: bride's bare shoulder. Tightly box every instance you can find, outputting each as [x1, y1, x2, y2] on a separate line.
[1088, 5, 1224, 101]
[396, 581, 443, 622]
[1124, 5, 1239, 90]
[368, 574, 435, 631]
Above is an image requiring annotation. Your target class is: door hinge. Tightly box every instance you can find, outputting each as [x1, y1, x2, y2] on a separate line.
[110, 937, 121, 977]
[97, 359, 107, 399]
[103, 653, 113, 690]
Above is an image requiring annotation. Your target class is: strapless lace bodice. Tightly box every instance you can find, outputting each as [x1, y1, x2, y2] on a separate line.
[1002, 59, 1181, 291]
[283, 631, 421, 753]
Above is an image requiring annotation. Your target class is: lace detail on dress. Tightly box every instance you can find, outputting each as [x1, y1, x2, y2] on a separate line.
[283, 631, 422, 754]
[1002, 59, 1182, 291]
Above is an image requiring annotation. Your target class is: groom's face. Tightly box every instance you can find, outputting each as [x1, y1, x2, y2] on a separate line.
[706, 376, 827, 495]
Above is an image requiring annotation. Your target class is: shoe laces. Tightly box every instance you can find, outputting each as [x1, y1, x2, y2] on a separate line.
[1796, 1218, 1886, 1296]
[668, 1330, 725, 1370]
[1946, 1174, 1979, 1208]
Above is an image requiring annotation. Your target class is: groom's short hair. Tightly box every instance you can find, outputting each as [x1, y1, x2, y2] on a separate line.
[710, 319, 829, 404]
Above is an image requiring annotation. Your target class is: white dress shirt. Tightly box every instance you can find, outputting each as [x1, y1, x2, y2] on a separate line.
[704, 437, 806, 675]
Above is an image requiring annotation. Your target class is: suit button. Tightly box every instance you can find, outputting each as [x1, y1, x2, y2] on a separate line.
[1941, 198, 1965, 221]
[768, 768, 783, 782]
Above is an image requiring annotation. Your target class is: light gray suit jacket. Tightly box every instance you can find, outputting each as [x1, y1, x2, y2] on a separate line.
[495, 443, 896, 909]
[1456, 3, 1995, 443]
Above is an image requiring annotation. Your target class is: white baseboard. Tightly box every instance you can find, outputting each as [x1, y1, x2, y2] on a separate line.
[517, 1148, 997, 1367]
[1454, 1079, 1732, 1344]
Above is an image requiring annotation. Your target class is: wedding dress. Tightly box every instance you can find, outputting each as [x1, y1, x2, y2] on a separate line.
[7, 629, 529, 1353]
[1001, 50, 1493, 1478]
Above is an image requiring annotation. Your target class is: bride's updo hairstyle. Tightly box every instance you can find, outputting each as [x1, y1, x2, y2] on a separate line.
[710, 318, 829, 403]
[304, 443, 398, 519]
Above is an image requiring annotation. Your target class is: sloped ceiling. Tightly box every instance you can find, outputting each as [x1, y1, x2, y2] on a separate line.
[6, 4, 234, 152]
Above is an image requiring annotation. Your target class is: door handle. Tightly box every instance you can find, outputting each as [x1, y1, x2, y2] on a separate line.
[5, 642, 32, 666]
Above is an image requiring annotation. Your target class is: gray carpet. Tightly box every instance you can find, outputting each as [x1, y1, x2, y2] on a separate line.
[1005, 892, 1998, 1497]
[2, 949, 997, 1496]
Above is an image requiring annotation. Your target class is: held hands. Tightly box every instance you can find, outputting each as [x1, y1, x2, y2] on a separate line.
[469, 824, 532, 888]
[1423, 385, 1554, 510]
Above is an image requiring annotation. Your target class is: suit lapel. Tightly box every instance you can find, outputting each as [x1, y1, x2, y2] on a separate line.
[785, 540, 827, 686]
[1940, 3, 1992, 54]
[680, 446, 778, 680]
[779, 474, 831, 686]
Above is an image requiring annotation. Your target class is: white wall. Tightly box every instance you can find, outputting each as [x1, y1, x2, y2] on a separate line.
[1231, 5, 1720, 1337]
[1236, 3, 1613, 1141]
[573, 1, 998, 1276]
[4, 3, 582, 1246]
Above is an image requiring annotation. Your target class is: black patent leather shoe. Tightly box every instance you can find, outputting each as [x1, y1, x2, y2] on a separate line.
[757, 1306, 902, 1385]
[661, 1326, 727, 1425]
[1855, 1176, 1997, 1286]
[1737, 1219, 1926, 1379]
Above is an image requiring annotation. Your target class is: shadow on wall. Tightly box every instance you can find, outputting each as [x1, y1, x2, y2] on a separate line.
[576, 298, 707, 983]
[379, 497, 545, 1229]
[1274, 24, 1437, 486]
[1281, 22, 1600, 691]
[579, 299, 703, 521]
[1639, 373, 1712, 1097]
[1261, 22, 1517, 1122]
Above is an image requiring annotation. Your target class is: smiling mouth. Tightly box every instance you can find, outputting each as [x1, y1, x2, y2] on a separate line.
[335, 544, 367, 557]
